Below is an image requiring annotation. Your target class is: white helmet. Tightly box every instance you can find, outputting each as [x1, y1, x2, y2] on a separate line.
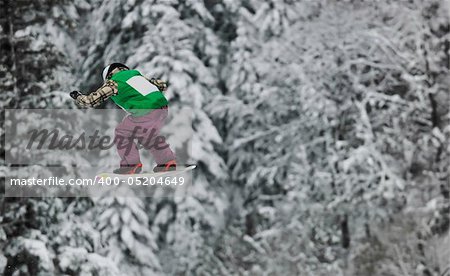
[102, 63, 129, 81]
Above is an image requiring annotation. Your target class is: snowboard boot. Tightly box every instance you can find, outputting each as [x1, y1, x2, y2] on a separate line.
[113, 163, 143, 174]
[153, 160, 176, 173]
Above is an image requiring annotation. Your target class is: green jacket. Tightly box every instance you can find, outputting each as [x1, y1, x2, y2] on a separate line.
[110, 70, 168, 116]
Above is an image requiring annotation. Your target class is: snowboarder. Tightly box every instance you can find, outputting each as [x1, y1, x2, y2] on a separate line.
[70, 63, 176, 174]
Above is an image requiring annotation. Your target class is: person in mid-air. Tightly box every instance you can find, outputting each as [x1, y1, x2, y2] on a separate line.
[70, 63, 176, 174]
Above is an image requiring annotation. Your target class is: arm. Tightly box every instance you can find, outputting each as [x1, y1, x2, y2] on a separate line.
[71, 80, 118, 108]
[147, 77, 168, 92]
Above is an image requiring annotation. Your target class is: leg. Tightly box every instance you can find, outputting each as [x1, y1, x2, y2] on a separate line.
[133, 109, 176, 165]
[114, 116, 141, 166]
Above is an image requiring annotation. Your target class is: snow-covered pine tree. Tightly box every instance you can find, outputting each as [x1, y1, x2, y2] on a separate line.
[124, 1, 229, 273]
[210, 0, 449, 274]
[73, 1, 231, 274]
[95, 195, 161, 275]
[208, 1, 346, 274]
[0, 0, 114, 274]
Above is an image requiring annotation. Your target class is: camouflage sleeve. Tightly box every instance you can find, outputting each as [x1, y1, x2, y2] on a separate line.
[75, 80, 118, 107]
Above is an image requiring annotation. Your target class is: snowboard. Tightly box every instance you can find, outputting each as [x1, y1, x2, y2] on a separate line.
[96, 164, 197, 180]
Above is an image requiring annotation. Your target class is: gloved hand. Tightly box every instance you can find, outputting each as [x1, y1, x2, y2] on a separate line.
[70, 91, 81, 99]
[149, 78, 168, 92]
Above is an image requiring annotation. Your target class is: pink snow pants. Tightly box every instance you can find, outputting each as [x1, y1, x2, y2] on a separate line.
[114, 108, 175, 166]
